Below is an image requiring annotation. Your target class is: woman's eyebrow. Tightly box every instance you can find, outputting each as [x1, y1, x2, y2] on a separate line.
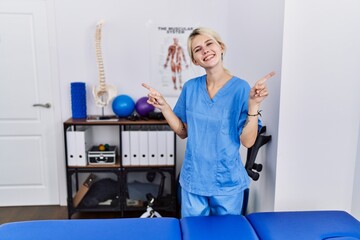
[192, 39, 213, 51]
[192, 45, 200, 51]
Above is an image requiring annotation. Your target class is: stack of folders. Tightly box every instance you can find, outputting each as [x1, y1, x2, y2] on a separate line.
[66, 126, 92, 166]
[121, 125, 174, 166]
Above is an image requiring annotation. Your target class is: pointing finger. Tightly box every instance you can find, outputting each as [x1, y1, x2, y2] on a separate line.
[258, 71, 276, 84]
[141, 83, 154, 92]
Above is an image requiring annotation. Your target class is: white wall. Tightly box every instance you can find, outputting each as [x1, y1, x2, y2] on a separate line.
[276, 0, 360, 214]
[353, 123, 360, 219]
[227, 0, 285, 213]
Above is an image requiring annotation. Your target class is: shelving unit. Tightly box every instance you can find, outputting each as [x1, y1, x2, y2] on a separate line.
[63, 118, 177, 219]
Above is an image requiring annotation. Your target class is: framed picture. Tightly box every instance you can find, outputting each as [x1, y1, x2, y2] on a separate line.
[149, 26, 204, 97]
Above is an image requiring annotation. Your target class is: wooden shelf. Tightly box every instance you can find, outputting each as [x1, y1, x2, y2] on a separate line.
[63, 118, 177, 218]
[64, 117, 168, 126]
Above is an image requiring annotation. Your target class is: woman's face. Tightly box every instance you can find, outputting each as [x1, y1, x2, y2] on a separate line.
[191, 34, 223, 69]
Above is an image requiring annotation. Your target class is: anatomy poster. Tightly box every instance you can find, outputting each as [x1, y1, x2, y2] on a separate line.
[150, 26, 204, 97]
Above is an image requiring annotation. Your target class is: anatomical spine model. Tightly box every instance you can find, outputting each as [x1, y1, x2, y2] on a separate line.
[92, 20, 117, 109]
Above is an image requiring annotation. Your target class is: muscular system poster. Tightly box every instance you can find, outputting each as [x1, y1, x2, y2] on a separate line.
[150, 26, 204, 97]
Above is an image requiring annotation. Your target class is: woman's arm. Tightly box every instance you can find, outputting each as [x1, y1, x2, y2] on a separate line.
[142, 83, 188, 139]
[240, 72, 275, 148]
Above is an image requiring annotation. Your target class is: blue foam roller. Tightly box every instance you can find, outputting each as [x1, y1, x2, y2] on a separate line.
[71, 82, 87, 119]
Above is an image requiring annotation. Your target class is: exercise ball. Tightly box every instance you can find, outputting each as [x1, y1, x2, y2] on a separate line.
[135, 96, 155, 117]
[112, 94, 135, 117]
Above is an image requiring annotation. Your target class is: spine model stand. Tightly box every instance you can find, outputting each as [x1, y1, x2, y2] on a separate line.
[92, 20, 117, 113]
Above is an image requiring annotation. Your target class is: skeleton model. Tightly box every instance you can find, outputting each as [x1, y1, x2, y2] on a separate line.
[92, 20, 117, 112]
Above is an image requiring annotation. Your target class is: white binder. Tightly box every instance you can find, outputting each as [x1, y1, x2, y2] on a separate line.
[66, 126, 91, 166]
[166, 131, 175, 165]
[130, 130, 140, 166]
[66, 127, 77, 166]
[139, 131, 149, 166]
[157, 131, 167, 165]
[121, 130, 131, 166]
[75, 127, 91, 166]
[148, 131, 157, 165]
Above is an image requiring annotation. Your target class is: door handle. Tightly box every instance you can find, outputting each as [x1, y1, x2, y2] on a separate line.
[33, 103, 51, 108]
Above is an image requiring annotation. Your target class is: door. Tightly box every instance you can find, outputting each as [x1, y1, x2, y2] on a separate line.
[0, 0, 60, 205]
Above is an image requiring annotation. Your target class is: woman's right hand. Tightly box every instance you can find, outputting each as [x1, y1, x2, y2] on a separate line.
[142, 83, 187, 138]
[141, 83, 169, 111]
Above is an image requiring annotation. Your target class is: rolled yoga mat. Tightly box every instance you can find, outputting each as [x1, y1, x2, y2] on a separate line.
[71, 82, 87, 119]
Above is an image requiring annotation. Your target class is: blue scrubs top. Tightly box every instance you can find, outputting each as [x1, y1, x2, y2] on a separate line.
[174, 75, 261, 196]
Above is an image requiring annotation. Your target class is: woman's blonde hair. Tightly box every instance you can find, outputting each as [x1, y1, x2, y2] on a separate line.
[187, 27, 227, 62]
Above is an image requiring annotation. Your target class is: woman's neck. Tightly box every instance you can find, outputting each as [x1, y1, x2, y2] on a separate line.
[206, 68, 232, 87]
[206, 68, 232, 99]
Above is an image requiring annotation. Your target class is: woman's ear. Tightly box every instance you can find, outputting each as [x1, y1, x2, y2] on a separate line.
[220, 43, 225, 53]
[192, 59, 199, 66]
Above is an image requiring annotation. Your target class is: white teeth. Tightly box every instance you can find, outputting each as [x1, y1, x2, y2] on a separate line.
[204, 55, 214, 61]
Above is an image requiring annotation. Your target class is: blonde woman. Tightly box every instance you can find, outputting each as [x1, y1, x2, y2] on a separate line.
[142, 27, 275, 217]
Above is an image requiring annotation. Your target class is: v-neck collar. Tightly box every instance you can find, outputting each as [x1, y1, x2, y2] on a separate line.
[201, 75, 235, 104]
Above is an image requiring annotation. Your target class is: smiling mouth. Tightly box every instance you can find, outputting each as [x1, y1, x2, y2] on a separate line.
[203, 54, 215, 61]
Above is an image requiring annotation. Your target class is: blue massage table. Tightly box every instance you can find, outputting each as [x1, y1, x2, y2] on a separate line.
[1, 210, 359, 240]
[246, 211, 360, 240]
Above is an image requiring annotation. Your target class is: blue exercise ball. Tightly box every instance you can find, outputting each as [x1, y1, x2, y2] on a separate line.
[112, 94, 135, 117]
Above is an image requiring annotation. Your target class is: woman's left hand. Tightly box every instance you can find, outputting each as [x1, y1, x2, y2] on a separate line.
[249, 71, 275, 105]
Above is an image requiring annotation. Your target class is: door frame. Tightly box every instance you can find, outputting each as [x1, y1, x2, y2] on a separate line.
[46, 0, 66, 205]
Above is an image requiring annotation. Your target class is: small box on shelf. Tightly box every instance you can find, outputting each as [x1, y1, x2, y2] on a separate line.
[88, 146, 117, 165]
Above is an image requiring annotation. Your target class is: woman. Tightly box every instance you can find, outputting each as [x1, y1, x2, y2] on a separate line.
[142, 27, 275, 217]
